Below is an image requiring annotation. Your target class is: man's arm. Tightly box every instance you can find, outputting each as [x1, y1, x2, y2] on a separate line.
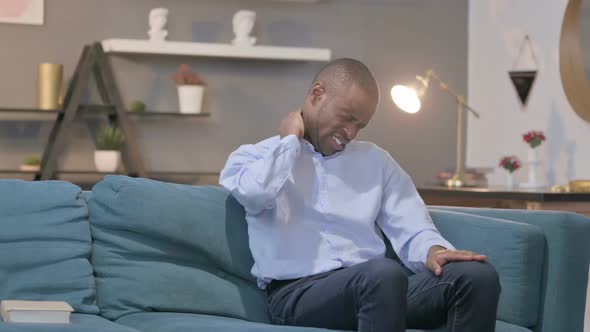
[375, 155, 456, 274]
[219, 110, 304, 215]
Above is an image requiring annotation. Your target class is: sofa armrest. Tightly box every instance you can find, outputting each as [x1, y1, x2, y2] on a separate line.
[432, 206, 590, 332]
[427, 209, 544, 328]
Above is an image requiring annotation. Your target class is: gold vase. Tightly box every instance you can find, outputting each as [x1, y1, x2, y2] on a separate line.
[38, 63, 63, 110]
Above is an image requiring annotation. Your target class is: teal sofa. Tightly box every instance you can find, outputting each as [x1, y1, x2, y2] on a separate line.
[0, 175, 588, 332]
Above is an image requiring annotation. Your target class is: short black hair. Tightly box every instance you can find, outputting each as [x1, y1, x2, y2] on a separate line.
[311, 58, 379, 103]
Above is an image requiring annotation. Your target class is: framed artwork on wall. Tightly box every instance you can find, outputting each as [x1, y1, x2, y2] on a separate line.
[0, 0, 44, 25]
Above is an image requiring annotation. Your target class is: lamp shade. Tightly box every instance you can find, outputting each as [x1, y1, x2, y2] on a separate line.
[391, 85, 421, 113]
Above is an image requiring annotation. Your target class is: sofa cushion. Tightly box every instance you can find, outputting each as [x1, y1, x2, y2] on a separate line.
[88, 176, 268, 322]
[0, 313, 140, 332]
[115, 312, 530, 332]
[116, 312, 345, 332]
[429, 209, 544, 328]
[0, 180, 98, 314]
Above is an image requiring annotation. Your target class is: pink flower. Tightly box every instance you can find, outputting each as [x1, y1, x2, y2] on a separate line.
[522, 130, 546, 148]
[170, 64, 206, 86]
[499, 155, 521, 173]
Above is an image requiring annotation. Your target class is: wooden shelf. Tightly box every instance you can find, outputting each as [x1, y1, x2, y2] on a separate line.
[102, 39, 332, 62]
[0, 105, 211, 120]
[0, 169, 39, 174]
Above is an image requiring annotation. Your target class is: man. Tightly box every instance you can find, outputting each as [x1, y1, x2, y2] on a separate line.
[219, 58, 501, 332]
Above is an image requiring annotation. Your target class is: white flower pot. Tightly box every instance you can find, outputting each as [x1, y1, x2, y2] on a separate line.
[94, 150, 121, 173]
[177, 85, 204, 114]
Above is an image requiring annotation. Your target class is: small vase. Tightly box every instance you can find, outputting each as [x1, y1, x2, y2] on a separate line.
[520, 147, 543, 188]
[38, 63, 63, 110]
[506, 172, 516, 188]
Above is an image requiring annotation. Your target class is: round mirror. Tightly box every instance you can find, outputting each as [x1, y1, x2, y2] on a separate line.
[560, 0, 590, 122]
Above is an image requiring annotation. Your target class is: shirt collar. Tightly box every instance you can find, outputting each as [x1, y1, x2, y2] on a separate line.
[301, 139, 346, 159]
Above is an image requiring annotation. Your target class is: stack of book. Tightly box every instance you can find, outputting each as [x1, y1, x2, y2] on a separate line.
[0, 301, 73, 324]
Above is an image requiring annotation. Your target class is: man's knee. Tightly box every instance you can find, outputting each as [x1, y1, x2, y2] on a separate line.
[447, 261, 501, 295]
[357, 257, 408, 291]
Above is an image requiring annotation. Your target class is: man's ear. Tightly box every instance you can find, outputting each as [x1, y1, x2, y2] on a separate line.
[310, 82, 325, 105]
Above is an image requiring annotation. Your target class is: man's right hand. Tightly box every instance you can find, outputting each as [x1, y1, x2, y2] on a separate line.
[279, 110, 305, 139]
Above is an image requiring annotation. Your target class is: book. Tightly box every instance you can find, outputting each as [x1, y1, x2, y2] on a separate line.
[0, 301, 73, 324]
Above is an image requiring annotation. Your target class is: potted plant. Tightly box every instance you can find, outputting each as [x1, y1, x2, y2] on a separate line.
[94, 125, 125, 172]
[170, 64, 206, 114]
[521, 130, 546, 188]
[129, 100, 146, 112]
[20, 155, 41, 172]
[499, 155, 521, 188]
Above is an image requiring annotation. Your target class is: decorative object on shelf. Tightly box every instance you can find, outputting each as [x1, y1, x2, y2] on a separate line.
[509, 35, 538, 107]
[436, 168, 489, 187]
[231, 10, 257, 47]
[520, 130, 546, 188]
[148, 8, 168, 42]
[38, 63, 63, 110]
[391, 70, 481, 187]
[19, 155, 41, 172]
[0, 0, 44, 25]
[499, 155, 521, 188]
[551, 179, 590, 193]
[170, 64, 206, 114]
[94, 126, 125, 173]
[129, 100, 146, 112]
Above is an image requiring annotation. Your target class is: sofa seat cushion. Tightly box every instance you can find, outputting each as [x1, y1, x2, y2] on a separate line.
[0, 180, 98, 314]
[88, 176, 267, 322]
[116, 312, 344, 332]
[116, 312, 529, 332]
[0, 313, 140, 332]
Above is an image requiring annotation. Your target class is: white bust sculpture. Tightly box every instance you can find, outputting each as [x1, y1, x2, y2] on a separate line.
[148, 8, 169, 42]
[232, 10, 256, 46]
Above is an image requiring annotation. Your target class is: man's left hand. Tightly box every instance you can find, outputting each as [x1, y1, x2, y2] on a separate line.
[426, 245, 487, 276]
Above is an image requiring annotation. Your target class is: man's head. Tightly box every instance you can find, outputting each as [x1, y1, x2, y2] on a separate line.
[302, 58, 379, 156]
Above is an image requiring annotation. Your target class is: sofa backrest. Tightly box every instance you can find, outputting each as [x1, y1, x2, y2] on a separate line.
[88, 175, 269, 322]
[0, 180, 99, 314]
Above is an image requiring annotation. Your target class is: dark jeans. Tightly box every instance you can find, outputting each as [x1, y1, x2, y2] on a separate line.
[266, 257, 501, 332]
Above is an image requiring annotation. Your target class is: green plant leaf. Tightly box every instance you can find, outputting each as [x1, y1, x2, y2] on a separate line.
[96, 125, 125, 150]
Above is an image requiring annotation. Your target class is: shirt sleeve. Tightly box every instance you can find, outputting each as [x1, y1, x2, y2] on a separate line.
[375, 155, 455, 273]
[219, 135, 301, 215]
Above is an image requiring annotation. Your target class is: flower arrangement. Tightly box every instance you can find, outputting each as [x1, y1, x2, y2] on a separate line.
[499, 156, 521, 173]
[522, 130, 546, 148]
[170, 64, 206, 86]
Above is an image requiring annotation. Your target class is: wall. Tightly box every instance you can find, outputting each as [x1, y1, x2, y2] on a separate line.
[467, 0, 590, 187]
[0, 0, 468, 186]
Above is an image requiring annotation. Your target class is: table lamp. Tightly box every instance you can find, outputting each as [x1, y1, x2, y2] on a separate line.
[391, 70, 480, 187]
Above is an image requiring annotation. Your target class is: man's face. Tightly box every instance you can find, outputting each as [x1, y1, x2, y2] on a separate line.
[304, 83, 378, 156]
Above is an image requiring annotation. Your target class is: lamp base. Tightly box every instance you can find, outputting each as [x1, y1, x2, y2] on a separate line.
[446, 174, 467, 188]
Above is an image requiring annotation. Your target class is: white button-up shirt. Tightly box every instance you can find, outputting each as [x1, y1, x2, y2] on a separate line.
[220, 134, 454, 288]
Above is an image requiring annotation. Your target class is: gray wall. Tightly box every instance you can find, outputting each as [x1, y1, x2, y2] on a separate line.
[0, 0, 467, 186]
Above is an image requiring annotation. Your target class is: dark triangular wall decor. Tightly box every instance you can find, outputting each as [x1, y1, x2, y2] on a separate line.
[509, 70, 537, 106]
